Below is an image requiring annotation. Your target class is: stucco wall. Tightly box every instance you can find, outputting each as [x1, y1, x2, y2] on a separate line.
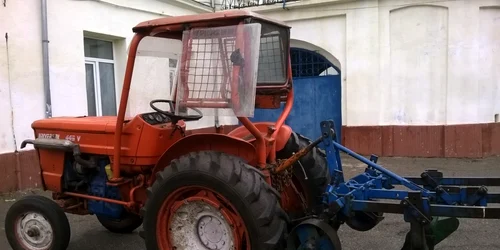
[1, 0, 500, 155]
[0, 0, 214, 154]
[1, 0, 45, 154]
[251, 0, 500, 127]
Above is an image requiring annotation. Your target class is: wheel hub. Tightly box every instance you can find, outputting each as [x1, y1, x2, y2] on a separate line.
[16, 212, 53, 250]
[170, 200, 234, 250]
[197, 215, 229, 249]
[27, 228, 40, 237]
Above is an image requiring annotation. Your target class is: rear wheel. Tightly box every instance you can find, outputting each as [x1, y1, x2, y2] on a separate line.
[141, 151, 288, 250]
[276, 132, 331, 218]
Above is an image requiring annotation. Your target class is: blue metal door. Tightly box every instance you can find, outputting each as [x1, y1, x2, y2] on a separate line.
[251, 48, 342, 143]
[251, 75, 342, 143]
[287, 75, 341, 141]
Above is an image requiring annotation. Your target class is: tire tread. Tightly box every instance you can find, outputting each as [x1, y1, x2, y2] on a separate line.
[277, 131, 331, 215]
[143, 151, 288, 250]
[5, 195, 71, 250]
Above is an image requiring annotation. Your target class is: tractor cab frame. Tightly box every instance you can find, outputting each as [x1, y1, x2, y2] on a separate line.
[112, 10, 294, 183]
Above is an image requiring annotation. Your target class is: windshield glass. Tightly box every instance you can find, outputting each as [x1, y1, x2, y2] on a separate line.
[125, 22, 288, 120]
[174, 23, 262, 118]
[256, 21, 289, 85]
[126, 36, 181, 118]
[125, 34, 241, 128]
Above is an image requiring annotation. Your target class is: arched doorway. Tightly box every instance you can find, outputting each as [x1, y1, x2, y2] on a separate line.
[251, 47, 342, 143]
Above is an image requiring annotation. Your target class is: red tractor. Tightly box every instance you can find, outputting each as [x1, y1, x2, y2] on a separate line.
[5, 10, 330, 250]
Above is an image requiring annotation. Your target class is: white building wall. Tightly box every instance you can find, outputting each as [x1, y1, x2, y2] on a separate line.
[478, 5, 500, 125]
[249, 0, 500, 127]
[2, 0, 500, 154]
[387, 5, 448, 125]
[0, 0, 45, 154]
[0, 0, 212, 154]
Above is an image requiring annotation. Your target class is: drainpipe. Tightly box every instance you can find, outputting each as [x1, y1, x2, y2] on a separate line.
[41, 0, 52, 118]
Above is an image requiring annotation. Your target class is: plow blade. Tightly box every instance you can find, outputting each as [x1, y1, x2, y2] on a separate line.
[402, 217, 460, 250]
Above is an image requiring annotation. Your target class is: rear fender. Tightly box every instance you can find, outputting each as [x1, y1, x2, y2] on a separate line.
[149, 133, 257, 185]
[227, 122, 293, 152]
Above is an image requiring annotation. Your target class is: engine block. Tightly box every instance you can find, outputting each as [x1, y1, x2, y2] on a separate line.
[86, 158, 124, 219]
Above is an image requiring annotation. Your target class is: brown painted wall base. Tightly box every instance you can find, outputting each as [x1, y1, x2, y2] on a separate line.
[1, 123, 499, 193]
[342, 122, 500, 158]
[0, 150, 42, 194]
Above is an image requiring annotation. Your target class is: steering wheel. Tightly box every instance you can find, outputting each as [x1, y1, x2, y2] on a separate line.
[149, 99, 203, 124]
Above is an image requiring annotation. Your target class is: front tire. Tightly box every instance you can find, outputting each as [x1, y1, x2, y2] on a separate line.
[141, 151, 288, 250]
[5, 195, 71, 250]
[96, 212, 142, 234]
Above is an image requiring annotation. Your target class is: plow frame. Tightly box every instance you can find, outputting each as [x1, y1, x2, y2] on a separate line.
[295, 120, 500, 250]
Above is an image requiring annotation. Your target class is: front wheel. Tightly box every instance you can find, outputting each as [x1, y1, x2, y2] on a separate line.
[4, 195, 71, 250]
[141, 151, 288, 250]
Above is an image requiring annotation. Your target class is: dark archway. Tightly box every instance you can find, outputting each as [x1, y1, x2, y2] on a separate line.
[291, 48, 340, 78]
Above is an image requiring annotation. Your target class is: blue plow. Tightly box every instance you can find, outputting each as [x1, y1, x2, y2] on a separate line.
[287, 120, 500, 250]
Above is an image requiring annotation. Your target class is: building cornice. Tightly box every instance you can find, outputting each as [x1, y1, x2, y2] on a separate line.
[247, 0, 357, 13]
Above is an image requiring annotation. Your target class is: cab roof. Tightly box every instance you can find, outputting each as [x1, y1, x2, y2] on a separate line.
[132, 10, 290, 34]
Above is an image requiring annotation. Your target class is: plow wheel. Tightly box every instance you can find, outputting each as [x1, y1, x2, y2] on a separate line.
[276, 132, 331, 219]
[141, 151, 288, 250]
[345, 211, 384, 232]
[286, 218, 342, 250]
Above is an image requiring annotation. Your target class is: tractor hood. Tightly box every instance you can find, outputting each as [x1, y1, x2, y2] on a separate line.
[31, 116, 120, 134]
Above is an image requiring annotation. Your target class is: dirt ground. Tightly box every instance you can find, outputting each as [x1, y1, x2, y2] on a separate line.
[1, 155, 499, 249]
